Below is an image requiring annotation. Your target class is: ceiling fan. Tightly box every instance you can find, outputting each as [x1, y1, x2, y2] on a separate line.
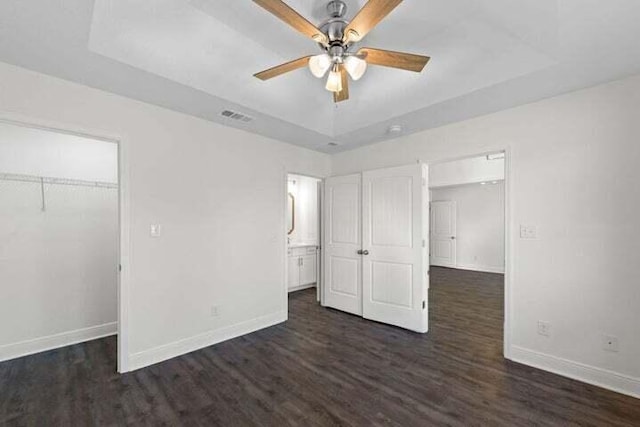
[252, 0, 430, 103]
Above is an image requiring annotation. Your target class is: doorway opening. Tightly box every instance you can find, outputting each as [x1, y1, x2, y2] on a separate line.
[0, 118, 120, 368]
[286, 174, 321, 300]
[428, 152, 507, 350]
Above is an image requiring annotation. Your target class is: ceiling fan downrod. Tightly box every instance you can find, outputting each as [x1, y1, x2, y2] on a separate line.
[321, 0, 349, 44]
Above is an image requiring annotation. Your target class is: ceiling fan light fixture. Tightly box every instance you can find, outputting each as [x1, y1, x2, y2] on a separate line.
[344, 55, 367, 81]
[325, 66, 343, 93]
[344, 29, 361, 43]
[312, 33, 328, 46]
[309, 54, 332, 78]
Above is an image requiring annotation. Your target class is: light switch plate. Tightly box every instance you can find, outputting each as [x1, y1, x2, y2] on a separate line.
[150, 224, 161, 238]
[520, 225, 538, 239]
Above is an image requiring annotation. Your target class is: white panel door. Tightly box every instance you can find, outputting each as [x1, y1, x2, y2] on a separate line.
[362, 164, 428, 333]
[323, 174, 362, 315]
[430, 201, 457, 267]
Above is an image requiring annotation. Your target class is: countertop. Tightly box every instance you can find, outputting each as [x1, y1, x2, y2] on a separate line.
[288, 243, 318, 249]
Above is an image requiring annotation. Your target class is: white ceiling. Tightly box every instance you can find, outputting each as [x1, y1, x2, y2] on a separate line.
[2, 1, 640, 152]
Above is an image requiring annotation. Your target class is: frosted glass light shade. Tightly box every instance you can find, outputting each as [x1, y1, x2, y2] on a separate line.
[308, 54, 332, 78]
[325, 69, 343, 92]
[344, 56, 367, 81]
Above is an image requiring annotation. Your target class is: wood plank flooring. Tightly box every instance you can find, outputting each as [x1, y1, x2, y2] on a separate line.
[1, 267, 639, 426]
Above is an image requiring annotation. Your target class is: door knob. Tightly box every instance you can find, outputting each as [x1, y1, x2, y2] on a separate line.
[450, 236, 456, 240]
[357, 249, 370, 255]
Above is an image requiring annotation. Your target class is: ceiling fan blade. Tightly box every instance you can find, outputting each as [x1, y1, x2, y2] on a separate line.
[358, 47, 430, 72]
[333, 66, 349, 103]
[343, 0, 403, 43]
[253, 0, 327, 45]
[254, 56, 312, 81]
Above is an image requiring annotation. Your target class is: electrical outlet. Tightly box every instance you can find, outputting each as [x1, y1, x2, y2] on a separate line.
[602, 335, 619, 352]
[210, 305, 220, 317]
[537, 321, 551, 337]
[520, 225, 538, 239]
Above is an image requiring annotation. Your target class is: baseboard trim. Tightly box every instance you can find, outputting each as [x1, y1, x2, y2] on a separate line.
[509, 345, 640, 399]
[0, 322, 117, 363]
[127, 310, 287, 372]
[288, 283, 316, 293]
[453, 263, 505, 274]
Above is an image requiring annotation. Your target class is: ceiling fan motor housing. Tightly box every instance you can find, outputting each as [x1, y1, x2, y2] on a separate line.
[321, 0, 349, 43]
[326, 0, 347, 18]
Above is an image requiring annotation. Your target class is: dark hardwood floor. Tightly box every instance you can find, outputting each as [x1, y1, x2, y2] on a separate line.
[1, 267, 639, 426]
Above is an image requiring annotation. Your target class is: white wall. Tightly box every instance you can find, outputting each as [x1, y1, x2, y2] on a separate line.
[430, 155, 504, 188]
[0, 123, 118, 362]
[0, 122, 118, 182]
[287, 174, 319, 246]
[431, 182, 504, 273]
[0, 62, 331, 371]
[332, 74, 640, 397]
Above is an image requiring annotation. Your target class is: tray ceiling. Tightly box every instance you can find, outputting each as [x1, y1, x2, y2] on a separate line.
[2, 0, 640, 152]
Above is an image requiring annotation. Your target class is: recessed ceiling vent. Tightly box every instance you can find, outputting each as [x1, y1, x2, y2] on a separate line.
[220, 110, 253, 123]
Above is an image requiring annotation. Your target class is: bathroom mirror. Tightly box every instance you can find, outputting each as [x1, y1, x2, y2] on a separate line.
[287, 192, 295, 235]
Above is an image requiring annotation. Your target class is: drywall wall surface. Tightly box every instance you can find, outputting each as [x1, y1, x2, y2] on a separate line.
[431, 182, 504, 273]
[0, 121, 118, 182]
[0, 61, 330, 369]
[430, 155, 504, 188]
[332, 73, 640, 394]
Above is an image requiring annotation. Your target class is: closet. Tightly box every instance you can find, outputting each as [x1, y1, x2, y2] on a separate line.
[322, 164, 430, 333]
[0, 121, 118, 362]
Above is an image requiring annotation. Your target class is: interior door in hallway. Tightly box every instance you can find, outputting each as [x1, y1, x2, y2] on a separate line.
[323, 174, 362, 316]
[430, 200, 457, 268]
[362, 164, 429, 333]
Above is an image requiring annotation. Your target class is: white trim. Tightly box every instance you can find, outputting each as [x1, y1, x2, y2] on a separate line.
[288, 283, 317, 293]
[509, 345, 640, 399]
[117, 136, 131, 373]
[320, 179, 327, 307]
[283, 169, 289, 324]
[128, 310, 287, 371]
[454, 263, 505, 274]
[0, 322, 117, 363]
[503, 147, 513, 359]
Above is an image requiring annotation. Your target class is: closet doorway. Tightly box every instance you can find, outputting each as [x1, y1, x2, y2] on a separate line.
[322, 164, 429, 333]
[0, 118, 121, 368]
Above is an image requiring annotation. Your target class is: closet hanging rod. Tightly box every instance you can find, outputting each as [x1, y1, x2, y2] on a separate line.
[0, 173, 117, 189]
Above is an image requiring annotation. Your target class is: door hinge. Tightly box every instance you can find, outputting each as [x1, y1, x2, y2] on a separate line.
[118, 264, 122, 272]
[422, 239, 426, 248]
[422, 300, 426, 309]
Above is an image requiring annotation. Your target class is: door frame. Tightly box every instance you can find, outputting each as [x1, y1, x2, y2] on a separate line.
[426, 149, 511, 358]
[283, 171, 324, 314]
[0, 111, 131, 372]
